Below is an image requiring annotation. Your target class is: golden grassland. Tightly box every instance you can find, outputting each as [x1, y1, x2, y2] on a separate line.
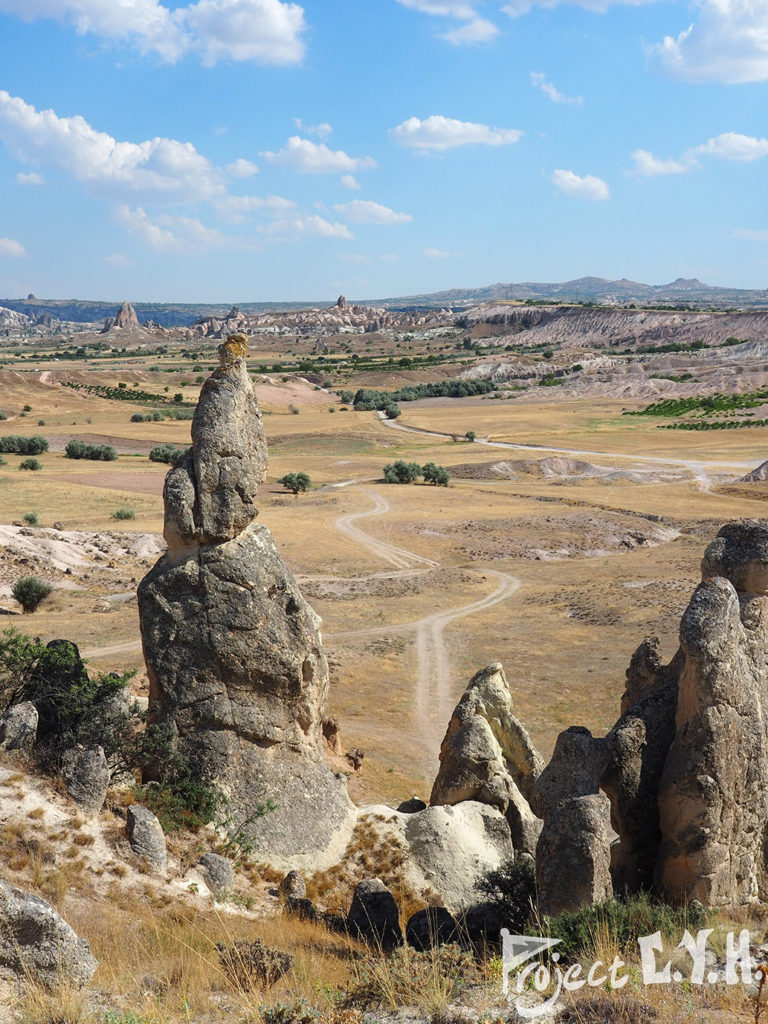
[1, 367, 767, 806]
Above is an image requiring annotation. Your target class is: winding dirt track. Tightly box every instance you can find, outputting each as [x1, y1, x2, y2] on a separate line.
[329, 488, 522, 750]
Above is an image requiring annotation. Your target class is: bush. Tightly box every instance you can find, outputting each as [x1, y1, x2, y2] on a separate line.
[149, 444, 188, 465]
[19, 458, 42, 471]
[422, 462, 450, 486]
[542, 892, 711, 960]
[0, 411, 6, 420]
[65, 440, 118, 461]
[12, 577, 52, 613]
[112, 507, 135, 521]
[22, 512, 38, 526]
[465, 430, 476, 442]
[278, 472, 311, 494]
[0, 435, 48, 455]
[473, 857, 536, 934]
[384, 404, 400, 419]
[383, 461, 422, 484]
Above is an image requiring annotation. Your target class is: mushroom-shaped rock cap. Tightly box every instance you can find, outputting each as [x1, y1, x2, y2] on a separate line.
[701, 520, 768, 596]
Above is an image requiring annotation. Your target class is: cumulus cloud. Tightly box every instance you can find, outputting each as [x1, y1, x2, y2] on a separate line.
[631, 132, 768, 177]
[340, 174, 361, 190]
[215, 194, 296, 222]
[530, 72, 583, 105]
[630, 149, 691, 176]
[0, 237, 25, 257]
[226, 158, 259, 178]
[652, 0, 768, 83]
[551, 168, 610, 200]
[293, 118, 332, 139]
[0, 91, 224, 204]
[391, 115, 522, 151]
[332, 200, 413, 224]
[441, 17, 499, 43]
[261, 214, 354, 239]
[424, 247, 461, 258]
[115, 205, 247, 252]
[396, 0, 476, 15]
[0, 0, 306, 66]
[261, 136, 376, 173]
[16, 170, 44, 185]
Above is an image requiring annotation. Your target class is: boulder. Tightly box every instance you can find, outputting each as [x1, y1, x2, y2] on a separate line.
[0, 702, 38, 752]
[198, 853, 234, 897]
[536, 794, 614, 916]
[430, 664, 543, 855]
[278, 870, 306, 901]
[405, 906, 458, 950]
[126, 805, 167, 871]
[0, 879, 97, 988]
[61, 746, 110, 816]
[138, 335, 354, 867]
[346, 878, 402, 950]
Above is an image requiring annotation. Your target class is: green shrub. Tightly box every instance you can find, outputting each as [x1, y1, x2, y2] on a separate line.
[19, 457, 42, 471]
[465, 430, 476, 442]
[0, 435, 48, 455]
[112, 507, 135, 521]
[541, 892, 711, 959]
[11, 577, 52, 613]
[422, 462, 450, 486]
[278, 472, 311, 494]
[383, 461, 422, 484]
[0, 411, 6, 420]
[65, 439, 118, 461]
[473, 857, 536, 934]
[22, 512, 38, 526]
[149, 444, 188, 465]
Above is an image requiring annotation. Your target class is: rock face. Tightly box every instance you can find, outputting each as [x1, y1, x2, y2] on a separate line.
[527, 520, 768, 912]
[741, 460, 768, 483]
[0, 879, 98, 988]
[61, 745, 109, 815]
[126, 805, 167, 871]
[138, 334, 353, 866]
[431, 664, 543, 855]
[113, 301, 140, 329]
[0, 702, 38, 751]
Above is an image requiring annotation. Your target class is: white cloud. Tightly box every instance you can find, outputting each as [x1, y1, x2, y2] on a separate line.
[630, 132, 768, 177]
[0, 90, 224, 204]
[653, 0, 768, 83]
[116, 205, 245, 252]
[551, 168, 610, 200]
[332, 200, 413, 225]
[215, 193, 296, 222]
[263, 215, 354, 239]
[340, 174, 361, 190]
[694, 132, 768, 160]
[104, 252, 132, 266]
[391, 115, 522, 151]
[530, 72, 583, 105]
[0, 0, 306, 66]
[16, 170, 44, 184]
[630, 148, 691, 176]
[226, 158, 259, 178]
[441, 17, 499, 43]
[293, 118, 332, 139]
[0, 237, 25, 257]
[503, 0, 656, 13]
[731, 228, 768, 242]
[261, 136, 376, 173]
[396, 0, 476, 15]
[424, 247, 461, 258]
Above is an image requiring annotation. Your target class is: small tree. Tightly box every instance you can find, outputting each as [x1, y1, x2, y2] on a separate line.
[278, 472, 311, 494]
[384, 404, 401, 420]
[383, 460, 422, 484]
[12, 577, 52, 613]
[19, 458, 42, 471]
[422, 462, 450, 486]
[173, 393, 184, 403]
[465, 430, 476, 442]
[22, 512, 38, 526]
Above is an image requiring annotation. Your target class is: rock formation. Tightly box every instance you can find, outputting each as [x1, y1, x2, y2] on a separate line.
[742, 460, 768, 482]
[527, 519, 768, 912]
[138, 334, 353, 866]
[113, 301, 140, 329]
[431, 663, 543, 855]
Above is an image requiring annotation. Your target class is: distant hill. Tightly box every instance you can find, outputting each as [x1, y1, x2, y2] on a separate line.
[373, 277, 768, 310]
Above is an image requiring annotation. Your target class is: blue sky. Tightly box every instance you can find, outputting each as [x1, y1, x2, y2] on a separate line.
[0, 0, 767, 302]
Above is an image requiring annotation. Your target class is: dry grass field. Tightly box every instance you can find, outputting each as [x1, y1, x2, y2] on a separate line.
[1, 359, 767, 808]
